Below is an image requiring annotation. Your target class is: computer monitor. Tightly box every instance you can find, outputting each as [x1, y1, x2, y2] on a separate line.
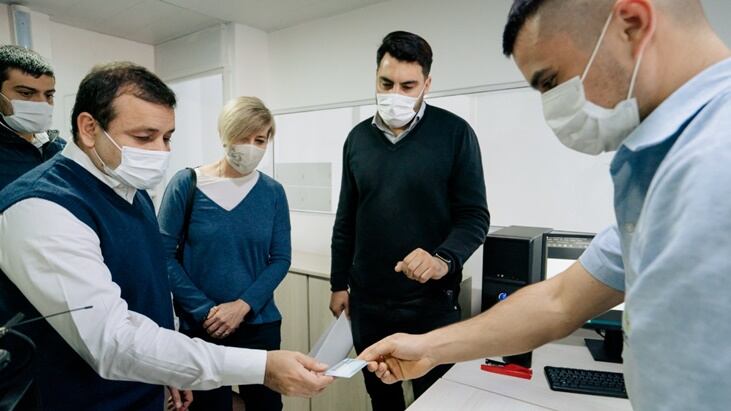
[542, 231, 624, 363]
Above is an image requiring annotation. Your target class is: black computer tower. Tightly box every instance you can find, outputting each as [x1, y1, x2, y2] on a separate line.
[482, 226, 552, 367]
[482, 226, 552, 310]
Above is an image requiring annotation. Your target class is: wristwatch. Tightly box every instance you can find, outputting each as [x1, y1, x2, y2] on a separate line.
[434, 252, 452, 274]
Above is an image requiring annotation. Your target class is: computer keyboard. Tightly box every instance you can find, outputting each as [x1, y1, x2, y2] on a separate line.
[544, 366, 628, 399]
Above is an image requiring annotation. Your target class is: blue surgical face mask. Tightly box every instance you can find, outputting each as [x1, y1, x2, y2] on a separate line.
[541, 12, 647, 155]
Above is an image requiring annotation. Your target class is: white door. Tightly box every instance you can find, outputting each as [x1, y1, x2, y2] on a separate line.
[150, 72, 224, 207]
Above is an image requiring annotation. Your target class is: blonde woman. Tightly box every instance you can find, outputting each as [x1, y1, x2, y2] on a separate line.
[158, 97, 289, 411]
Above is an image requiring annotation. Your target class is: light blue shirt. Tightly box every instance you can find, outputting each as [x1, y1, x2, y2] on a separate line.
[579, 57, 731, 410]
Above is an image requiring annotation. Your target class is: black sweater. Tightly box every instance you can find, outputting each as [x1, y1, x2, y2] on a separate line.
[0, 121, 65, 191]
[330, 105, 490, 300]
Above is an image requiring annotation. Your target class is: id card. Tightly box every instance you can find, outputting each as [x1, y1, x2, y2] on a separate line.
[325, 358, 367, 378]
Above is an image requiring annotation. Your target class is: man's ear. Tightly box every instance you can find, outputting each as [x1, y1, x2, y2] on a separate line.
[615, 0, 656, 59]
[76, 112, 98, 149]
[0, 88, 13, 116]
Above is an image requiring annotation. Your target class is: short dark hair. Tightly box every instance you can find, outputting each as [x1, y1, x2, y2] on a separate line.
[71, 62, 176, 141]
[502, 0, 547, 57]
[377, 31, 433, 76]
[0, 45, 54, 89]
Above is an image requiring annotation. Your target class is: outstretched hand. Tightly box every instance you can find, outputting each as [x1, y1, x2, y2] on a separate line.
[357, 333, 437, 384]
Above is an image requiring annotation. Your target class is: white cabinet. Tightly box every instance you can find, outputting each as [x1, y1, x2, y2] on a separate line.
[276, 273, 310, 354]
[274, 273, 312, 411]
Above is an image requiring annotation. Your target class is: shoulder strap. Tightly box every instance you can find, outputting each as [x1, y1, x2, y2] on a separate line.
[175, 168, 197, 262]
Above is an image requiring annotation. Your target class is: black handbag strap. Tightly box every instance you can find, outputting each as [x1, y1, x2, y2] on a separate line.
[175, 168, 197, 262]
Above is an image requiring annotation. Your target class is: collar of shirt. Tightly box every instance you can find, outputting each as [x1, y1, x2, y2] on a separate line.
[31, 132, 50, 149]
[621, 57, 731, 153]
[372, 100, 428, 143]
[61, 141, 137, 204]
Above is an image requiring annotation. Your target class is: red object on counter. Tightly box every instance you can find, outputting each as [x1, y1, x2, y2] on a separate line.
[480, 359, 533, 380]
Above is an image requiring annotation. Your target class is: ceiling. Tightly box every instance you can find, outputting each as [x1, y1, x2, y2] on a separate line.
[0, 0, 389, 45]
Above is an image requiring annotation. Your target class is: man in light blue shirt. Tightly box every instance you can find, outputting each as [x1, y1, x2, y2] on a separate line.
[358, 0, 731, 409]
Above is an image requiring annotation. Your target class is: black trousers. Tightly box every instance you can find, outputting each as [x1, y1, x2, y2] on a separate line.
[185, 320, 282, 411]
[350, 289, 461, 411]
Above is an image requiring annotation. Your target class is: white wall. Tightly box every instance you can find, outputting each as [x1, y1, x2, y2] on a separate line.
[229, 23, 270, 101]
[28, 10, 53, 61]
[49, 22, 155, 137]
[0, 4, 10, 45]
[156, 23, 269, 101]
[704, 1, 731, 48]
[268, 0, 731, 112]
[166, 72, 224, 177]
[155, 25, 225, 83]
[0, 6, 52, 56]
[268, 0, 517, 111]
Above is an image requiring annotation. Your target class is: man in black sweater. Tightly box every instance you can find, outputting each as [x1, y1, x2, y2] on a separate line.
[0, 45, 65, 191]
[329, 31, 490, 411]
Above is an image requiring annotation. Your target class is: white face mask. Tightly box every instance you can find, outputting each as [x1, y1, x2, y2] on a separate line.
[376, 86, 425, 129]
[0, 92, 53, 134]
[226, 144, 266, 175]
[541, 12, 646, 155]
[94, 129, 171, 190]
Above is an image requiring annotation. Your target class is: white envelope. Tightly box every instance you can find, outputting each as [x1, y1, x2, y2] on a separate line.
[309, 312, 354, 367]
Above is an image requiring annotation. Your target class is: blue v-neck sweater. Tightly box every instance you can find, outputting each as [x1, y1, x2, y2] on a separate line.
[158, 169, 291, 329]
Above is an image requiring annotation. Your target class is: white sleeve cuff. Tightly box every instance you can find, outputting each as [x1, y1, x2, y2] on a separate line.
[221, 347, 268, 385]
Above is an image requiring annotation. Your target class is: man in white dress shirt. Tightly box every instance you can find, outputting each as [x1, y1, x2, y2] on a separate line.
[0, 62, 332, 411]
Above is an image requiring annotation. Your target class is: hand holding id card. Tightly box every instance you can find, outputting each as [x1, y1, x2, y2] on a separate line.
[309, 313, 367, 378]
